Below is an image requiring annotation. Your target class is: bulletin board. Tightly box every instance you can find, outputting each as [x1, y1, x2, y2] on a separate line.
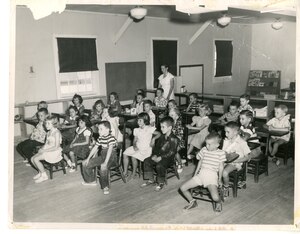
[246, 70, 281, 96]
[105, 62, 146, 101]
[179, 64, 204, 94]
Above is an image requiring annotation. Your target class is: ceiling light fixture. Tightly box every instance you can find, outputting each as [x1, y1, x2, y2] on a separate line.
[217, 15, 231, 27]
[271, 20, 283, 30]
[130, 7, 147, 20]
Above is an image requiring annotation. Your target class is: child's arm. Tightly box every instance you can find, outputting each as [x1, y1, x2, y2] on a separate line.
[218, 162, 224, 186]
[84, 145, 99, 165]
[234, 153, 250, 163]
[150, 130, 161, 147]
[101, 144, 114, 169]
[133, 136, 138, 151]
[193, 158, 203, 177]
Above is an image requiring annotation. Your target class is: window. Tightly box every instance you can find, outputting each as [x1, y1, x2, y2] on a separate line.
[213, 40, 233, 78]
[54, 36, 100, 98]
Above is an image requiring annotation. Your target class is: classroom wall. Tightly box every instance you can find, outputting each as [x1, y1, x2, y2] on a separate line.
[15, 7, 252, 107]
[251, 21, 296, 89]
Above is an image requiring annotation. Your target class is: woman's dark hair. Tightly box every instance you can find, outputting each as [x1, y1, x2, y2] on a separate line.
[67, 105, 78, 115]
[72, 94, 83, 104]
[109, 92, 119, 101]
[161, 64, 169, 70]
[137, 112, 150, 125]
[240, 110, 254, 123]
[93, 99, 105, 111]
[77, 115, 92, 128]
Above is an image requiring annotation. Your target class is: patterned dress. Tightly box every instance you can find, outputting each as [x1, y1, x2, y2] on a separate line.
[172, 115, 185, 149]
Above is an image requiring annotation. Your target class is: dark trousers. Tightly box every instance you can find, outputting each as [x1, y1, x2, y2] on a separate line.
[81, 149, 118, 189]
[16, 139, 44, 160]
[144, 156, 173, 184]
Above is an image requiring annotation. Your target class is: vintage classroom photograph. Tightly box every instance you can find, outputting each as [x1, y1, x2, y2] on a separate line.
[8, 0, 300, 231]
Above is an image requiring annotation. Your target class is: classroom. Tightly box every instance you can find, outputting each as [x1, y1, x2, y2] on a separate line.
[12, 1, 297, 228]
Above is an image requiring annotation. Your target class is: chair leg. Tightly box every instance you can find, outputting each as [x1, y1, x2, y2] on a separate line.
[232, 173, 238, 198]
[174, 165, 180, 180]
[265, 157, 269, 176]
[49, 165, 53, 180]
[254, 161, 259, 183]
[75, 155, 78, 170]
[61, 160, 66, 175]
[118, 165, 126, 183]
[138, 161, 142, 178]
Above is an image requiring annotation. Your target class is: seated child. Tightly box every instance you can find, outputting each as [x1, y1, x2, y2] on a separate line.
[81, 121, 118, 195]
[180, 132, 226, 212]
[143, 100, 156, 127]
[91, 99, 105, 133]
[63, 115, 92, 172]
[31, 101, 48, 119]
[101, 107, 123, 143]
[238, 94, 254, 113]
[218, 101, 239, 124]
[131, 89, 146, 108]
[169, 108, 185, 173]
[107, 92, 122, 117]
[140, 116, 179, 191]
[239, 110, 261, 159]
[60, 106, 79, 146]
[222, 121, 251, 196]
[186, 104, 212, 159]
[266, 105, 291, 166]
[154, 88, 167, 108]
[16, 108, 48, 165]
[160, 99, 177, 119]
[72, 94, 85, 115]
[123, 113, 161, 181]
[31, 115, 63, 183]
[186, 93, 201, 113]
[134, 93, 145, 115]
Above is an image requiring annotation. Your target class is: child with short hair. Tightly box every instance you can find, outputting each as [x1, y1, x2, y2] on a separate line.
[134, 93, 144, 115]
[238, 94, 254, 113]
[180, 132, 226, 212]
[186, 93, 201, 113]
[266, 105, 291, 166]
[72, 94, 85, 115]
[60, 105, 79, 146]
[31, 115, 63, 183]
[160, 99, 177, 119]
[186, 104, 212, 159]
[218, 101, 239, 124]
[154, 88, 167, 108]
[222, 121, 251, 196]
[31, 101, 48, 119]
[141, 116, 179, 191]
[239, 110, 261, 159]
[63, 115, 92, 172]
[131, 89, 146, 108]
[101, 107, 123, 143]
[123, 113, 161, 180]
[143, 100, 156, 127]
[82, 121, 118, 195]
[169, 108, 185, 173]
[107, 92, 122, 117]
[16, 108, 48, 165]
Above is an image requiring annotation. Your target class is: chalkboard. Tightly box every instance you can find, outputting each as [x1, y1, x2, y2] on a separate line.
[179, 64, 204, 94]
[105, 62, 146, 101]
[246, 70, 281, 96]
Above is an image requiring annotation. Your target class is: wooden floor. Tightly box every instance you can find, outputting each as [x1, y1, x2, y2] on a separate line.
[12, 140, 294, 226]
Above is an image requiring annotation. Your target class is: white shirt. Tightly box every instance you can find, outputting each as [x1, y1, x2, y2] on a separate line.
[158, 72, 175, 100]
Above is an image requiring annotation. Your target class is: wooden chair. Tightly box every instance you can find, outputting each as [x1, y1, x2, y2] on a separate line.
[191, 186, 224, 211]
[164, 157, 180, 185]
[275, 129, 294, 165]
[228, 161, 247, 198]
[42, 159, 66, 180]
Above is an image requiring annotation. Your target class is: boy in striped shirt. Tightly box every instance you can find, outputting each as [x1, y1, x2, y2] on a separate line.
[81, 121, 118, 195]
[180, 132, 226, 212]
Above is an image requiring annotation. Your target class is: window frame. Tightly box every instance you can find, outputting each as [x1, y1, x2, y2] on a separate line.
[53, 34, 100, 99]
[213, 39, 233, 81]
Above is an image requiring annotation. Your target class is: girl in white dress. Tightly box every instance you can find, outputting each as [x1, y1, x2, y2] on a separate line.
[123, 113, 161, 181]
[31, 115, 63, 183]
[158, 64, 175, 100]
[187, 104, 212, 159]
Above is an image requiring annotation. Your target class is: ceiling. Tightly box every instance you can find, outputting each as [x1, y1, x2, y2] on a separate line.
[65, 4, 296, 24]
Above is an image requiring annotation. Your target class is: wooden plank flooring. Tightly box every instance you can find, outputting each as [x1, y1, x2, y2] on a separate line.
[12, 143, 294, 225]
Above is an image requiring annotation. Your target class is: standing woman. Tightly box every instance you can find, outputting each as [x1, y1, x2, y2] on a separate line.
[158, 64, 175, 101]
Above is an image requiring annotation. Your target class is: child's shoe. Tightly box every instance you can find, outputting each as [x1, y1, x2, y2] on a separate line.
[69, 166, 76, 173]
[177, 165, 183, 173]
[273, 157, 280, 166]
[187, 154, 194, 160]
[237, 181, 246, 189]
[223, 185, 230, 198]
[103, 187, 110, 195]
[215, 203, 222, 213]
[183, 199, 198, 211]
[35, 173, 48, 183]
[23, 159, 29, 163]
[25, 162, 31, 167]
[140, 180, 154, 188]
[181, 159, 186, 164]
[154, 183, 165, 192]
[33, 173, 41, 180]
[81, 181, 97, 186]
